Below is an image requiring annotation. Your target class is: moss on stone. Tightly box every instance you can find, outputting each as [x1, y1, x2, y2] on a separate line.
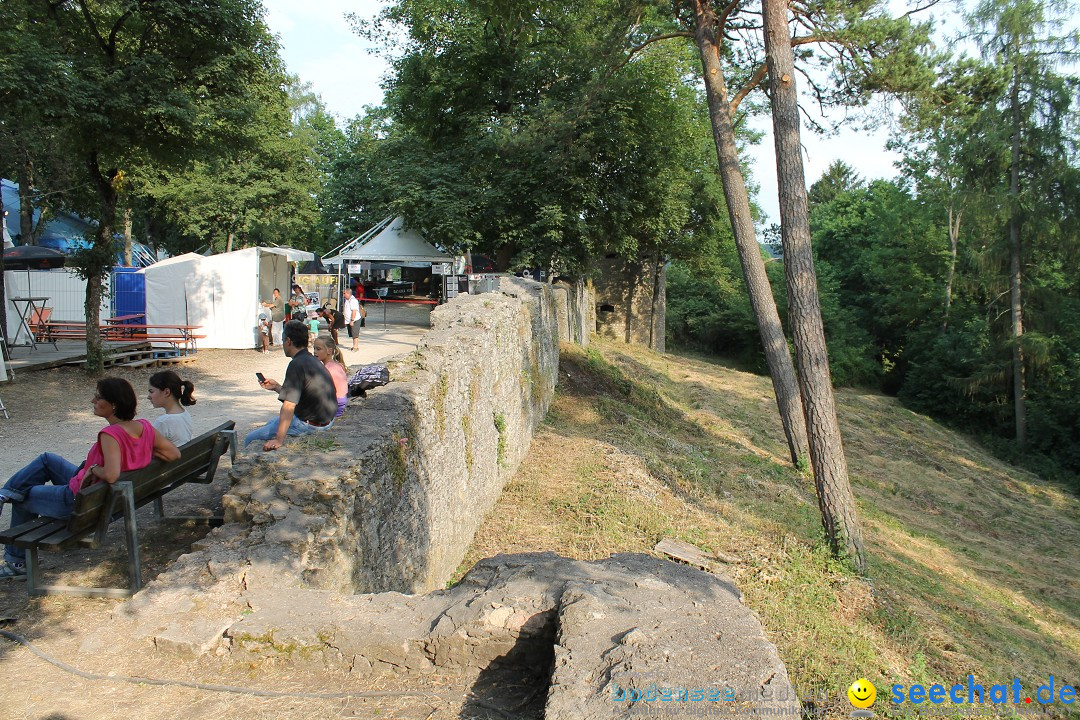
[390, 431, 409, 492]
[494, 411, 508, 467]
[461, 415, 474, 473]
[434, 371, 450, 437]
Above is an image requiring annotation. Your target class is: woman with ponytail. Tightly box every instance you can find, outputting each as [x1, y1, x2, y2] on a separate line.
[313, 336, 349, 418]
[147, 370, 197, 445]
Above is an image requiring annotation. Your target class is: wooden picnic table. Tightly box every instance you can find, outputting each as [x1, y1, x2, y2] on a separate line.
[108, 324, 205, 353]
[105, 313, 146, 325]
[35, 322, 205, 354]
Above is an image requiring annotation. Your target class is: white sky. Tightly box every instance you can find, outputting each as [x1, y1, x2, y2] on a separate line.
[260, 0, 960, 226]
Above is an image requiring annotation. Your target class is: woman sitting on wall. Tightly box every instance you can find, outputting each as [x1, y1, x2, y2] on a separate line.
[313, 335, 349, 418]
[0, 377, 181, 579]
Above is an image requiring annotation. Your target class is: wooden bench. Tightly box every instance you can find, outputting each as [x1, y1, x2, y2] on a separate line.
[0, 421, 236, 598]
[37, 321, 88, 342]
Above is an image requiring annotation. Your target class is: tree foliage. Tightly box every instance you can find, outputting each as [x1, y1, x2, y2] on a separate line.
[799, 0, 1080, 484]
[0, 0, 293, 370]
[347, 0, 728, 273]
[140, 75, 326, 254]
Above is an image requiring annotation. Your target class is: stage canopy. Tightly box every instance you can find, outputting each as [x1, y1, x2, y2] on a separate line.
[324, 216, 451, 265]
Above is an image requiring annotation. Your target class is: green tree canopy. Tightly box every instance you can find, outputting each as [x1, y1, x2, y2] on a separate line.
[348, 0, 728, 273]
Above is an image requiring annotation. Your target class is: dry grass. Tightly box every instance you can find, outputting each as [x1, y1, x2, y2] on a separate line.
[458, 339, 1080, 719]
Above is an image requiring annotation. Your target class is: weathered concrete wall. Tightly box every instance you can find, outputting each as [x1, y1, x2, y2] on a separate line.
[552, 277, 594, 348]
[221, 277, 562, 595]
[593, 256, 666, 353]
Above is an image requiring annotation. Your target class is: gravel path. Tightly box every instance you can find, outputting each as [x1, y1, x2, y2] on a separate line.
[0, 311, 449, 720]
[0, 317, 429, 487]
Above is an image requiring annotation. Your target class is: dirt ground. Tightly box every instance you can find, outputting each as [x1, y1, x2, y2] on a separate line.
[0, 317, 531, 720]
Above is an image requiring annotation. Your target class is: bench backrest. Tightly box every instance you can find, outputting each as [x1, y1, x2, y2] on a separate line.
[65, 421, 235, 535]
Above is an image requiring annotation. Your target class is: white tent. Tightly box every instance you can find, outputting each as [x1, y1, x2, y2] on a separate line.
[323, 216, 451, 265]
[140, 246, 313, 349]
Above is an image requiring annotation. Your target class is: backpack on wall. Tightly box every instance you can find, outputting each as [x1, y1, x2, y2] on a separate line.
[348, 363, 390, 398]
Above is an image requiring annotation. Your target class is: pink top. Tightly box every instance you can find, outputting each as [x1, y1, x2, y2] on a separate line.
[69, 420, 157, 494]
[326, 361, 348, 401]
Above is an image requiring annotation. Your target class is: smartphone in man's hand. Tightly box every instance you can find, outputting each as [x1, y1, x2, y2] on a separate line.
[256, 372, 266, 384]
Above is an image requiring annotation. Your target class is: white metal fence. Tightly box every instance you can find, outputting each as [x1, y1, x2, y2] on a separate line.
[3, 269, 109, 343]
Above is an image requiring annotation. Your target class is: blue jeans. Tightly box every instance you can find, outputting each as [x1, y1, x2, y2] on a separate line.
[2, 453, 77, 564]
[244, 414, 334, 448]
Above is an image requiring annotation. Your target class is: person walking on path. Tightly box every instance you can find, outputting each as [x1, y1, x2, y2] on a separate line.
[342, 288, 361, 352]
[261, 288, 286, 346]
[244, 320, 337, 452]
[257, 310, 271, 352]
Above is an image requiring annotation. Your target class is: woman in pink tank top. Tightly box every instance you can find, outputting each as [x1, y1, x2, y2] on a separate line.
[0, 377, 181, 579]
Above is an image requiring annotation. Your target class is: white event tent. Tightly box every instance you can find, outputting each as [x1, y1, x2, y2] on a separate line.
[323, 216, 451, 267]
[140, 246, 313, 349]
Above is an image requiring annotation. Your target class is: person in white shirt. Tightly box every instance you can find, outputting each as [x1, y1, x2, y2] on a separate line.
[342, 288, 361, 352]
[147, 370, 196, 446]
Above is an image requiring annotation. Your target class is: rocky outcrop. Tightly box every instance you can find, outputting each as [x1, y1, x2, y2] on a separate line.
[219, 553, 798, 719]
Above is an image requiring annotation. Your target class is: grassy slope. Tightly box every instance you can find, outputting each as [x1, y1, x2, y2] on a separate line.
[457, 339, 1080, 718]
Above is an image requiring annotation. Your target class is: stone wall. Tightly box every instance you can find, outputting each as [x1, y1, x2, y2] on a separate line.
[551, 277, 594, 348]
[592, 255, 666, 353]
[220, 277, 564, 595]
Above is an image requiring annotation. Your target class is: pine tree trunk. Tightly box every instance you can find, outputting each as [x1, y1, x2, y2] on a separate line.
[690, 0, 809, 467]
[761, 0, 866, 572]
[943, 204, 961, 332]
[1008, 62, 1026, 448]
[122, 206, 133, 267]
[649, 248, 665, 353]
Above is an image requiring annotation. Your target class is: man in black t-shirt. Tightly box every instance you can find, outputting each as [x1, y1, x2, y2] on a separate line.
[243, 320, 338, 451]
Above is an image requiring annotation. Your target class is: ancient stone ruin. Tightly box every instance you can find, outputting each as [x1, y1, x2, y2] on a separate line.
[76, 277, 797, 718]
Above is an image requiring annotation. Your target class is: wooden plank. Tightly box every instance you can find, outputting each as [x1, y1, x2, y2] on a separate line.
[32, 526, 84, 551]
[154, 356, 197, 367]
[0, 517, 57, 545]
[28, 583, 135, 599]
[119, 358, 161, 369]
[12, 520, 71, 549]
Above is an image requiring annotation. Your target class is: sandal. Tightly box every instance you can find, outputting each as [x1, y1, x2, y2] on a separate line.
[0, 561, 27, 580]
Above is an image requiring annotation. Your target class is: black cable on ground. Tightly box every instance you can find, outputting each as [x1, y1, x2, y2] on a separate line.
[0, 627, 518, 717]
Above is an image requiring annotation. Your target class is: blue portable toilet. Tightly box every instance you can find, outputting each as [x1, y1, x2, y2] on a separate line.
[111, 267, 145, 322]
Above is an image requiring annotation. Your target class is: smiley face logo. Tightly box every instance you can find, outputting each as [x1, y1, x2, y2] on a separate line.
[848, 678, 876, 709]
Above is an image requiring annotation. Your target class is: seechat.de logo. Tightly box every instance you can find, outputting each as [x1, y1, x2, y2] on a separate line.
[848, 678, 877, 718]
